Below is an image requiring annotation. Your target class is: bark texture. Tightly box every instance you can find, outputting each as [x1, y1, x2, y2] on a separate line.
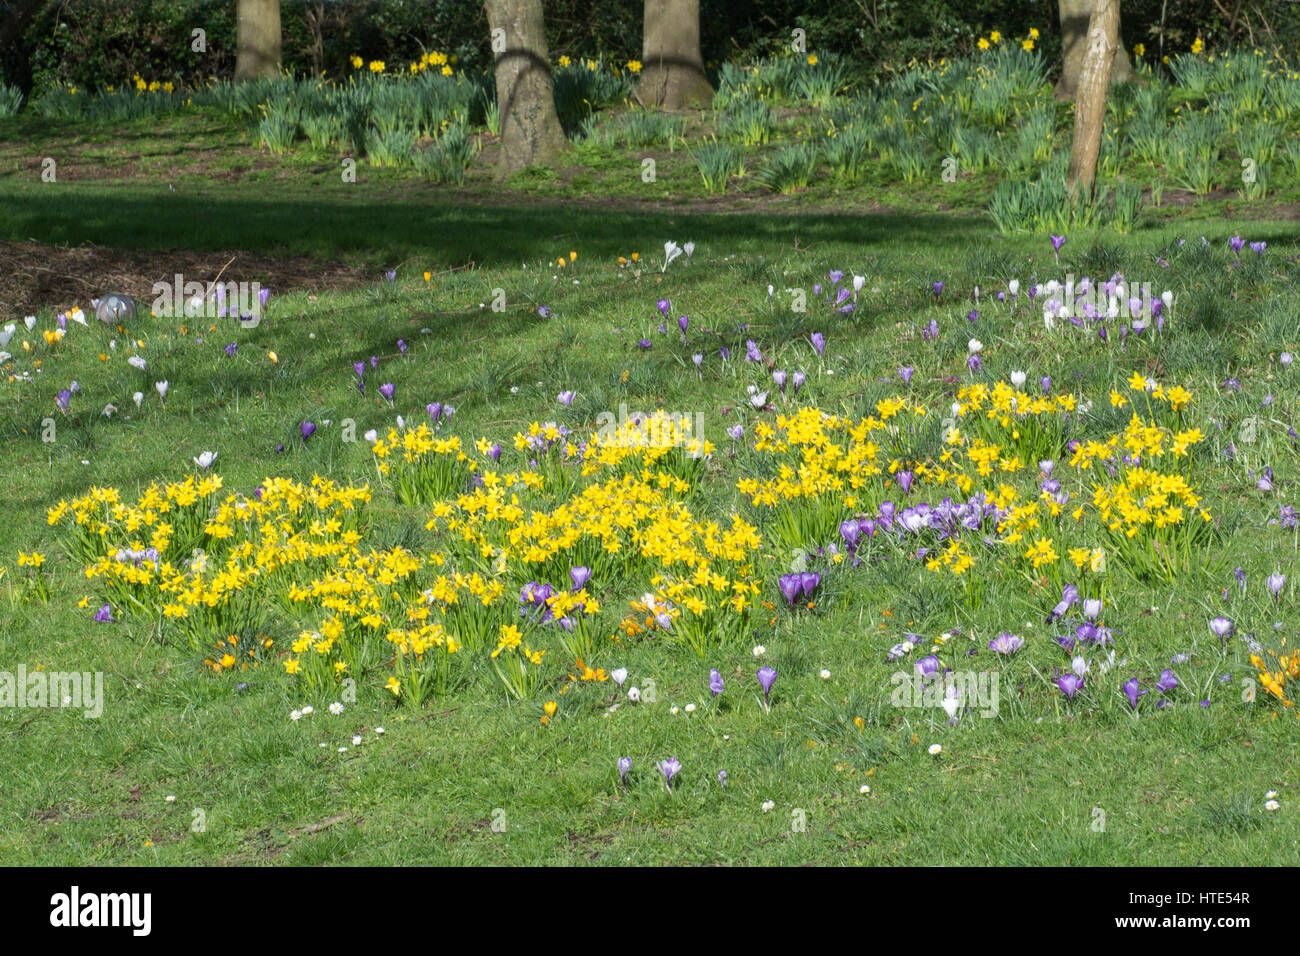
[1055, 0, 1131, 100]
[1067, 0, 1120, 198]
[234, 0, 281, 82]
[635, 0, 714, 110]
[485, 0, 567, 179]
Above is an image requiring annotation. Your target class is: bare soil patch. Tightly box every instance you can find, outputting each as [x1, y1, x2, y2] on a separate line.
[0, 239, 370, 316]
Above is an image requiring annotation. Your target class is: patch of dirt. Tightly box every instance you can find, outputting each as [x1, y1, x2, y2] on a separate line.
[0, 239, 371, 317]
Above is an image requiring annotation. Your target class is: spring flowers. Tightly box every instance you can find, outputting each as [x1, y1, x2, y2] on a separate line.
[658, 757, 681, 790]
[756, 665, 777, 710]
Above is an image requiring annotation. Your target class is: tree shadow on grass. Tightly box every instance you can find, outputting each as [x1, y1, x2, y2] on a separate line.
[2, 183, 996, 270]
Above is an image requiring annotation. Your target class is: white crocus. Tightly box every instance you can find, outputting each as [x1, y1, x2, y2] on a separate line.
[663, 241, 682, 272]
[132, 391, 144, 409]
[194, 451, 217, 470]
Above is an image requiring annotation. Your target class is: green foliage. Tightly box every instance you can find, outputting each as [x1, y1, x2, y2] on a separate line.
[691, 139, 745, 193]
[757, 143, 820, 193]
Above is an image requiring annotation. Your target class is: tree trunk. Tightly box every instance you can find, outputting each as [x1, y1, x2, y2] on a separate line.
[485, 0, 567, 179]
[635, 0, 714, 110]
[234, 0, 281, 82]
[1067, 0, 1119, 198]
[1055, 0, 1131, 100]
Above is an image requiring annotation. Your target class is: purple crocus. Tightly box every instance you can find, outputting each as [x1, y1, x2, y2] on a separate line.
[773, 369, 787, 392]
[1057, 673, 1084, 698]
[570, 566, 591, 590]
[756, 666, 777, 706]
[745, 340, 763, 363]
[1268, 572, 1286, 598]
[717, 770, 727, 789]
[618, 756, 631, 786]
[658, 757, 681, 789]
[897, 471, 914, 495]
[656, 298, 670, 316]
[224, 343, 238, 357]
[719, 346, 730, 361]
[536, 305, 552, 318]
[258, 287, 270, 310]
[426, 402, 442, 421]
[56, 389, 71, 414]
[1156, 669, 1179, 693]
[678, 315, 689, 334]
[1228, 235, 1245, 254]
[638, 338, 652, 350]
[778, 574, 801, 608]
[93, 603, 115, 623]
[932, 281, 944, 297]
[915, 654, 940, 677]
[301, 421, 316, 440]
[709, 668, 725, 697]
[989, 633, 1023, 655]
[810, 332, 825, 358]
[1050, 235, 1067, 253]
[899, 366, 914, 384]
[799, 571, 820, 600]
[557, 390, 575, 406]
[379, 382, 395, 404]
[840, 519, 861, 550]
[1209, 616, 1234, 639]
[1123, 677, 1146, 710]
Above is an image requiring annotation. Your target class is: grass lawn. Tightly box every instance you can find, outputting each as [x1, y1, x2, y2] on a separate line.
[2, 104, 1300, 865]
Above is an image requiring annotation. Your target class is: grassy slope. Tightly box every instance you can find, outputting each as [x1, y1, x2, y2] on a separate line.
[1, 112, 1299, 865]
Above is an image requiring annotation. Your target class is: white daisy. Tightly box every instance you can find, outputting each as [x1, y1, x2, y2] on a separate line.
[329, 701, 344, 715]
[928, 744, 943, 755]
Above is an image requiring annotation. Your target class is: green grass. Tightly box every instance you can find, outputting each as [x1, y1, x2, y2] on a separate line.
[2, 116, 1300, 864]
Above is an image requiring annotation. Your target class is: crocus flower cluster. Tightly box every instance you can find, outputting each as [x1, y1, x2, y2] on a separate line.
[777, 571, 820, 609]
